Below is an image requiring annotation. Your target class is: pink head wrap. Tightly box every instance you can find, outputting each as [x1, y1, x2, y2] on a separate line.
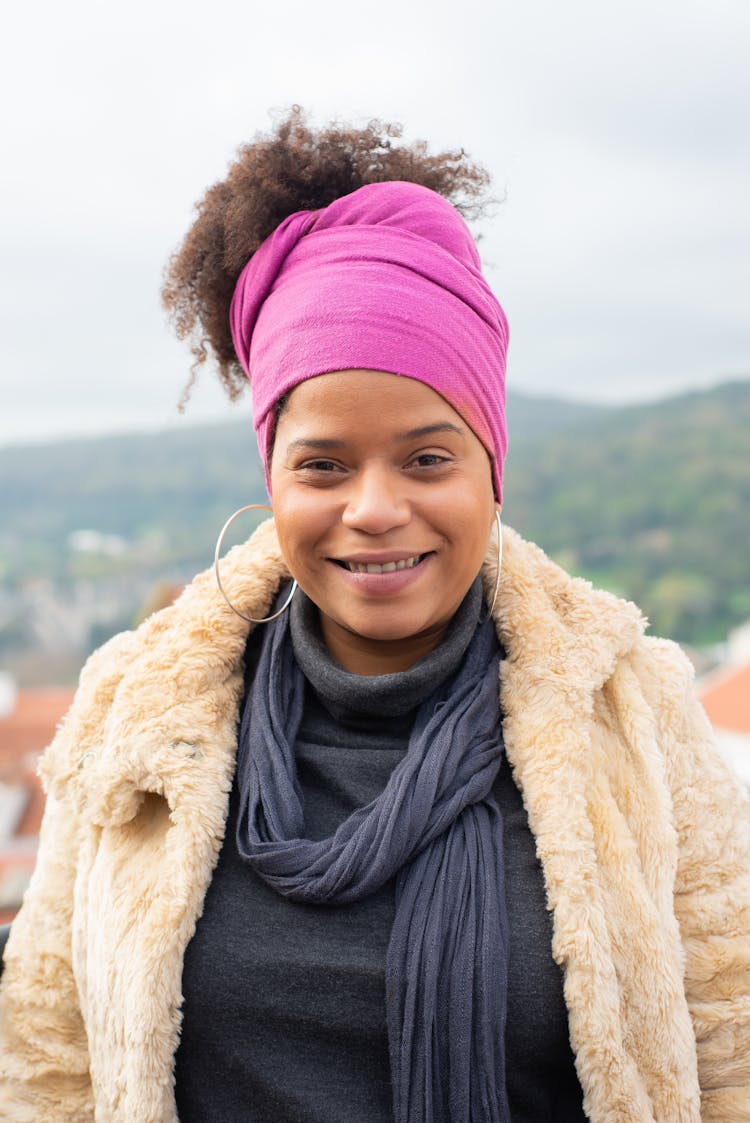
[229, 181, 509, 501]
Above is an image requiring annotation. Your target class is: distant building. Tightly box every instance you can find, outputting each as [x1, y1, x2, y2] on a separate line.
[0, 679, 74, 923]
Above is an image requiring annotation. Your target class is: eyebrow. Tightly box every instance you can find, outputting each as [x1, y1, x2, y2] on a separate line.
[284, 438, 347, 454]
[400, 423, 466, 440]
[284, 423, 466, 456]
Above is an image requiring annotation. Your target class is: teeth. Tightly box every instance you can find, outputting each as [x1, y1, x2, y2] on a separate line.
[344, 554, 422, 574]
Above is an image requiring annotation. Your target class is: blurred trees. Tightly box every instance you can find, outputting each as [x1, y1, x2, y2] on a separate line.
[1, 381, 748, 669]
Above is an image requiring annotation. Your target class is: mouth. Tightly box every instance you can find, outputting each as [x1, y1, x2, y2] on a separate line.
[332, 552, 430, 574]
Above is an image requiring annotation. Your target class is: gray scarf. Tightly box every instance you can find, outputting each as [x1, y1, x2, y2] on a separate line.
[236, 595, 510, 1123]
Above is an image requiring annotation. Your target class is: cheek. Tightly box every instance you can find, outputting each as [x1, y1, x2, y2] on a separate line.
[271, 490, 331, 576]
[428, 498, 494, 582]
[459, 513, 494, 570]
[449, 479, 495, 551]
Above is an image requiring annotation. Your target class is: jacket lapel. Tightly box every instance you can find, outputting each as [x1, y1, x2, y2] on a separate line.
[488, 528, 685, 1119]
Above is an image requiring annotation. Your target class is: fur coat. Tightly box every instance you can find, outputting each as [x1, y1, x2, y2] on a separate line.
[1, 520, 749, 1122]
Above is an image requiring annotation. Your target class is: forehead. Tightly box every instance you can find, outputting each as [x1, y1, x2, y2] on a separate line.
[277, 370, 466, 435]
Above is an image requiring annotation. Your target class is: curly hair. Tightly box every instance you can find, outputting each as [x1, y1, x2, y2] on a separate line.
[162, 107, 492, 405]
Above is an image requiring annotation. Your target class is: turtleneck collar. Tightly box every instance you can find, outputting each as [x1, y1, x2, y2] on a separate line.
[289, 578, 483, 724]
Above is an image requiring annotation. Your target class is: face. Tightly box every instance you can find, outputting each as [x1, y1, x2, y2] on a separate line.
[270, 370, 497, 675]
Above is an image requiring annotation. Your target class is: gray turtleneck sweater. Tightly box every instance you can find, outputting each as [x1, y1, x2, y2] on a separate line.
[175, 584, 585, 1122]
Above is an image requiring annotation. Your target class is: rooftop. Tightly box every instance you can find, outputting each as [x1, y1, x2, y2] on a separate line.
[699, 661, 750, 735]
[0, 685, 75, 921]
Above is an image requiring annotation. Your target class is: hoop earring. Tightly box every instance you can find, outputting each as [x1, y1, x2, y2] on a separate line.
[483, 509, 503, 621]
[214, 504, 298, 624]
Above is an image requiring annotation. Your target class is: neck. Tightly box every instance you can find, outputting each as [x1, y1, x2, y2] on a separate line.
[319, 616, 450, 676]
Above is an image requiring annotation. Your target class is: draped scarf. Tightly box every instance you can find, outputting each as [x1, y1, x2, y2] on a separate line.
[236, 605, 511, 1123]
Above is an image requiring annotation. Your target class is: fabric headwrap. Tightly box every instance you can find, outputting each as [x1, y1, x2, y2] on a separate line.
[229, 180, 509, 501]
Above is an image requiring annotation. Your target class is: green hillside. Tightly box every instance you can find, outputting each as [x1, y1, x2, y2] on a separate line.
[0, 391, 602, 581]
[504, 380, 750, 644]
[1, 381, 748, 649]
[0, 422, 265, 581]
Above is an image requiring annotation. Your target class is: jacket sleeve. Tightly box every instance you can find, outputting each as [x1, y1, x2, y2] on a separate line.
[0, 631, 136, 1122]
[0, 787, 95, 1121]
[649, 639, 750, 1121]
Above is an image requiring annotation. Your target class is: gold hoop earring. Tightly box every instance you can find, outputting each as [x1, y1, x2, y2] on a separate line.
[484, 509, 503, 621]
[214, 504, 298, 624]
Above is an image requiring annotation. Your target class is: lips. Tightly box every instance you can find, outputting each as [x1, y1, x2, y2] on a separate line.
[337, 553, 426, 574]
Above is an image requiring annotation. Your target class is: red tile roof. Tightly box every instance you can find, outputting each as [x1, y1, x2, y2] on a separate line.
[0, 688, 75, 921]
[0, 851, 37, 925]
[699, 662, 750, 734]
[0, 687, 74, 835]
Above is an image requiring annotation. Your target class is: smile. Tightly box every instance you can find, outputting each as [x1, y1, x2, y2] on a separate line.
[335, 553, 427, 574]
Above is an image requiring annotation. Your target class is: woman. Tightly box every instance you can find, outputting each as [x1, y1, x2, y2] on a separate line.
[1, 111, 749, 1123]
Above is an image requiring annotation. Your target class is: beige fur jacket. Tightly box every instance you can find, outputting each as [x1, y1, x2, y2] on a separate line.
[1, 521, 749, 1122]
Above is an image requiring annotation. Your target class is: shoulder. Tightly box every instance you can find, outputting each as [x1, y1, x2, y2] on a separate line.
[494, 525, 647, 707]
[41, 519, 290, 798]
[494, 526, 735, 771]
[633, 634, 748, 805]
[628, 633, 699, 720]
[617, 634, 750, 876]
[495, 525, 645, 644]
[39, 626, 141, 795]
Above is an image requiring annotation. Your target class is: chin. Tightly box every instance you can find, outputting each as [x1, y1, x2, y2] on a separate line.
[342, 611, 441, 644]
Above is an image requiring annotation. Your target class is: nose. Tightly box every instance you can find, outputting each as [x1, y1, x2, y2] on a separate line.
[341, 464, 411, 535]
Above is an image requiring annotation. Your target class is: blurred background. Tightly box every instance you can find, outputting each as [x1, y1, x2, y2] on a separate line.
[1, 0, 749, 919]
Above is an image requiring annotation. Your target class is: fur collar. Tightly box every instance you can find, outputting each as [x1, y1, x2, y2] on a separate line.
[44, 519, 645, 826]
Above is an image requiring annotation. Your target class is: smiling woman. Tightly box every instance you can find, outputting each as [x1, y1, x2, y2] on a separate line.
[1, 108, 749, 1123]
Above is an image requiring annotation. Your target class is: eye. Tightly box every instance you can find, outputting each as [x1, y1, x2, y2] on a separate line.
[408, 452, 451, 470]
[293, 458, 348, 484]
[300, 459, 342, 472]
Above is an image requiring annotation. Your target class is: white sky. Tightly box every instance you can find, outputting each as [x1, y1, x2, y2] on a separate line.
[1, 0, 748, 444]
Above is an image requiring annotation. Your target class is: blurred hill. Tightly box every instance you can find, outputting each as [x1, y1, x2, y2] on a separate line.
[0, 381, 748, 671]
[1, 422, 263, 577]
[0, 391, 603, 583]
[504, 379, 750, 644]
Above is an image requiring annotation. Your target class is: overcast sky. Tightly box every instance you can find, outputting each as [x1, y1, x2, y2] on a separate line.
[1, 0, 748, 445]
